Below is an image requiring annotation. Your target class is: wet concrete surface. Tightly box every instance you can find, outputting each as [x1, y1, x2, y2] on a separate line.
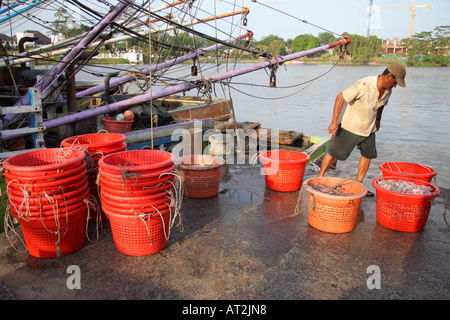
[0, 163, 449, 301]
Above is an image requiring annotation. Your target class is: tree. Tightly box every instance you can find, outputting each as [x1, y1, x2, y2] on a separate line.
[254, 34, 287, 56]
[258, 34, 285, 47]
[317, 32, 336, 46]
[292, 34, 319, 53]
[266, 39, 285, 57]
[345, 34, 382, 63]
[402, 26, 449, 66]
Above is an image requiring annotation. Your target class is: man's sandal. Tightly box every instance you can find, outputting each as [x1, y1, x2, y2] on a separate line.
[365, 190, 375, 197]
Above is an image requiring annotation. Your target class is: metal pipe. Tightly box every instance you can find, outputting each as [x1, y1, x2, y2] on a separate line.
[75, 31, 253, 99]
[2, 1, 129, 125]
[0, 0, 47, 23]
[1, 38, 350, 141]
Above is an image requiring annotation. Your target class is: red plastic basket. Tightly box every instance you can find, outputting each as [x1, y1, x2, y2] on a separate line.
[101, 187, 170, 204]
[303, 177, 367, 233]
[372, 177, 440, 232]
[61, 133, 126, 149]
[101, 199, 171, 215]
[100, 178, 175, 197]
[98, 163, 176, 183]
[259, 150, 310, 192]
[2, 148, 86, 173]
[4, 161, 87, 182]
[102, 117, 133, 133]
[17, 205, 87, 258]
[8, 183, 89, 217]
[5, 168, 88, 193]
[380, 162, 437, 183]
[106, 209, 171, 256]
[61, 134, 127, 165]
[98, 150, 175, 173]
[177, 155, 224, 198]
[6, 175, 88, 199]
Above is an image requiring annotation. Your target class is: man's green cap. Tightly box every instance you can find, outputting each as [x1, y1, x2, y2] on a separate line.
[388, 62, 406, 87]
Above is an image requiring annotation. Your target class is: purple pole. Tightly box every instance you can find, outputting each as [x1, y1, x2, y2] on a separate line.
[1, 37, 350, 141]
[75, 31, 253, 99]
[2, 1, 129, 125]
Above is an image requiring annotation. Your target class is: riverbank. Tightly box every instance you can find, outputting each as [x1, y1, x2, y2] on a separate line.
[77, 56, 447, 67]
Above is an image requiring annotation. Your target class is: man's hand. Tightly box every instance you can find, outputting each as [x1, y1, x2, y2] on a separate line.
[328, 122, 339, 135]
[375, 119, 381, 131]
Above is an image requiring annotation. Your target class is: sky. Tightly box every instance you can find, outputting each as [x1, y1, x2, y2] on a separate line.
[1, 0, 448, 41]
[242, 0, 449, 41]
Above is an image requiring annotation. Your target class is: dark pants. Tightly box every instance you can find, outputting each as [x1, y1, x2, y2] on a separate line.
[328, 125, 377, 161]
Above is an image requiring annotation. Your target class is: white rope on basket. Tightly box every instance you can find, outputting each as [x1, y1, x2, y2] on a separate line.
[39, 186, 70, 258]
[3, 206, 28, 254]
[118, 162, 140, 195]
[159, 171, 184, 233]
[84, 195, 103, 243]
[7, 179, 31, 222]
[123, 170, 184, 248]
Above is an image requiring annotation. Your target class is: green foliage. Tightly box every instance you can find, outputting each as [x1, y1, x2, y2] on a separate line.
[345, 34, 382, 63]
[292, 34, 319, 54]
[49, 13, 447, 66]
[254, 34, 287, 56]
[258, 34, 285, 47]
[317, 32, 336, 46]
[403, 25, 450, 66]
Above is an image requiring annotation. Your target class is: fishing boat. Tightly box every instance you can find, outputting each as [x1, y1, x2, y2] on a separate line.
[0, 0, 349, 160]
[286, 60, 304, 65]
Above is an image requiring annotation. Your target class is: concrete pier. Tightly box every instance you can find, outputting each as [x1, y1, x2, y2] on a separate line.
[0, 163, 448, 302]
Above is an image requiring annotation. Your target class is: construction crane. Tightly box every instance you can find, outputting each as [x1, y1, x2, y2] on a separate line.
[356, 0, 433, 38]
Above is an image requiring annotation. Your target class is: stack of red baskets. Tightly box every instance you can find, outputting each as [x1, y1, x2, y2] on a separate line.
[61, 133, 127, 222]
[98, 150, 178, 256]
[373, 161, 440, 232]
[3, 148, 89, 258]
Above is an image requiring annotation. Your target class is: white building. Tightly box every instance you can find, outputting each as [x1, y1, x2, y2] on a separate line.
[124, 46, 143, 64]
[16, 30, 51, 47]
[50, 33, 65, 44]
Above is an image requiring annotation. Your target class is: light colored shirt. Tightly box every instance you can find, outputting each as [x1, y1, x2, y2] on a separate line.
[341, 75, 391, 137]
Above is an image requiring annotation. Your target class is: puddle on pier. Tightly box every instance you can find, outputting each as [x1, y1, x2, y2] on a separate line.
[218, 187, 265, 204]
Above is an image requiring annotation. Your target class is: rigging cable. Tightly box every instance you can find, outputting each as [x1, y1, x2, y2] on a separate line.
[250, 0, 344, 37]
[225, 56, 344, 100]
[122, 0, 268, 57]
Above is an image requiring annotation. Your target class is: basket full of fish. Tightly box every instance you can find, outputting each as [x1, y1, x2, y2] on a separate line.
[372, 176, 440, 232]
[303, 177, 367, 233]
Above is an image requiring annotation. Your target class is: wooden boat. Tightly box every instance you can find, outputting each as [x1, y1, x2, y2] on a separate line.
[146, 95, 233, 122]
[285, 60, 304, 65]
[0, 0, 349, 159]
[208, 122, 331, 165]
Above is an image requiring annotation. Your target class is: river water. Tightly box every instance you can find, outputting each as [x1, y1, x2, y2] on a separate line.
[227, 64, 450, 192]
[70, 63, 450, 190]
